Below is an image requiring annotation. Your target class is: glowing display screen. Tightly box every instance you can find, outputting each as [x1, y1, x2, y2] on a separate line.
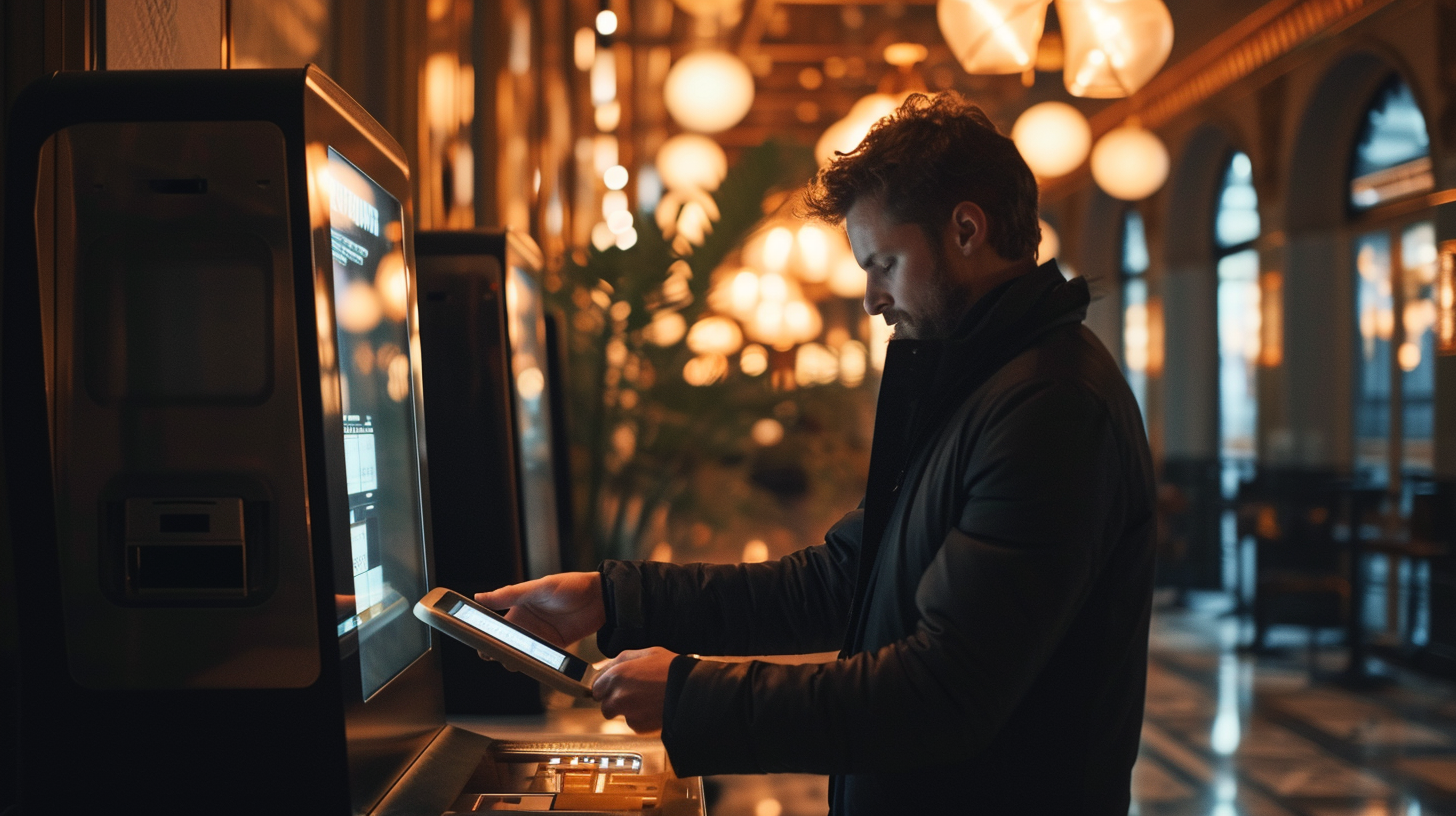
[448, 600, 570, 672]
[326, 147, 429, 699]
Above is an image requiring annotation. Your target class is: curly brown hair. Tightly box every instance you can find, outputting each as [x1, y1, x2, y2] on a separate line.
[803, 92, 1040, 261]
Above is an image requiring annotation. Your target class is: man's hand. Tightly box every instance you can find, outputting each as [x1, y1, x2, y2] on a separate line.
[592, 647, 678, 733]
[474, 571, 605, 649]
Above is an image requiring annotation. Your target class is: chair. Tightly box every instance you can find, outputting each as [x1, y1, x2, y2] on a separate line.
[1247, 471, 1349, 653]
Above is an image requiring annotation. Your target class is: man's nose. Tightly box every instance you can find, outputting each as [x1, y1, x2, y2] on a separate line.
[863, 279, 890, 317]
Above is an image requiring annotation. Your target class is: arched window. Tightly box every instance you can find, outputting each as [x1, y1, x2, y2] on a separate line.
[1351, 75, 1436, 485]
[1350, 76, 1433, 211]
[1215, 152, 1261, 467]
[1121, 209, 1150, 419]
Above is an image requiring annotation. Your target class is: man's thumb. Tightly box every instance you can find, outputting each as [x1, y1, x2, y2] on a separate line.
[474, 583, 525, 609]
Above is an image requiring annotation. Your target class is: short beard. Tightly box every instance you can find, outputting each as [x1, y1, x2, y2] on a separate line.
[890, 250, 973, 340]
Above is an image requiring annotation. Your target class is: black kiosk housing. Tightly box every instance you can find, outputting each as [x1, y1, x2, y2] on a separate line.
[3, 67, 445, 814]
[415, 229, 538, 716]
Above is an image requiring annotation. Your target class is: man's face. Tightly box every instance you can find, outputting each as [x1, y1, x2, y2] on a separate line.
[844, 197, 974, 340]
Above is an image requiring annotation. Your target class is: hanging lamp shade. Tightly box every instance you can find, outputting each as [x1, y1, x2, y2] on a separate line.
[1090, 123, 1169, 200]
[1058, 0, 1173, 98]
[664, 49, 756, 133]
[815, 93, 902, 166]
[1011, 101, 1091, 178]
[936, 0, 1051, 75]
[656, 134, 728, 192]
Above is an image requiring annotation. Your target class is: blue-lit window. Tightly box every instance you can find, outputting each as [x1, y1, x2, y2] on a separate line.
[1215, 152, 1260, 464]
[1350, 76, 1433, 211]
[1353, 223, 1437, 484]
[1349, 75, 1436, 484]
[1121, 210, 1150, 420]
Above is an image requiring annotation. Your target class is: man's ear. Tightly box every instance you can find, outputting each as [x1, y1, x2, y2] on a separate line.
[948, 201, 988, 258]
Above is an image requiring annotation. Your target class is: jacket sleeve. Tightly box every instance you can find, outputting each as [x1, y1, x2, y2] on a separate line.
[596, 509, 862, 657]
[658, 381, 1122, 775]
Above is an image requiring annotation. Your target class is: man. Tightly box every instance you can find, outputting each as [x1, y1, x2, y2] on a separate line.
[477, 92, 1156, 814]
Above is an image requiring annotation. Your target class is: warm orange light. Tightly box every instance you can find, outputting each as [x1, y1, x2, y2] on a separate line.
[664, 50, 755, 133]
[829, 254, 866, 298]
[740, 344, 769, 376]
[1124, 302, 1149, 374]
[683, 353, 729, 386]
[1013, 103, 1091, 179]
[741, 540, 769, 563]
[1147, 297, 1165, 377]
[1059, 0, 1173, 98]
[375, 251, 409, 322]
[1439, 241, 1456, 355]
[1091, 124, 1169, 200]
[937, 0, 1047, 74]
[644, 312, 687, 347]
[794, 343, 839, 386]
[686, 315, 745, 356]
[338, 281, 383, 334]
[1399, 341, 1423, 372]
[751, 418, 784, 446]
[839, 341, 868, 387]
[1259, 271, 1284, 367]
[424, 53, 459, 136]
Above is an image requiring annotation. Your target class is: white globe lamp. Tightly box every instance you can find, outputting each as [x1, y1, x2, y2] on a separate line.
[1090, 124, 1169, 201]
[1012, 102, 1091, 179]
[664, 50, 755, 134]
[655, 134, 728, 192]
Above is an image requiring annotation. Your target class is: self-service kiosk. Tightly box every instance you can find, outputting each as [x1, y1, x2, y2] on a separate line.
[501, 250, 569, 581]
[415, 230, 540, 716]
[4, 68, 701, 815]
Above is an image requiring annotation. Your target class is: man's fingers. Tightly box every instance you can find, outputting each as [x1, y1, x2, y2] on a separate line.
[474, 581, 531, 609]
[591, 662, 616, 698]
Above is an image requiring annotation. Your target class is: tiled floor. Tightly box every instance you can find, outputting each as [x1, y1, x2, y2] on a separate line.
[704, 606, 1456, 816]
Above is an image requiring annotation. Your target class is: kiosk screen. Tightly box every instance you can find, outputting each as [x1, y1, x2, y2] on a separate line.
[326, 147, 429, 699]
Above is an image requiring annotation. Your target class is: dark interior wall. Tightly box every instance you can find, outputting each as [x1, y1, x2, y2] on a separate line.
[1160, 123, 1231, 462]
[2, 4, 95, 808]
[1076, 186, 1127, 363]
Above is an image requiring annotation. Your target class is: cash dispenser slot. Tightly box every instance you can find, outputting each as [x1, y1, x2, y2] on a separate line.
[124, 497, 247, 598]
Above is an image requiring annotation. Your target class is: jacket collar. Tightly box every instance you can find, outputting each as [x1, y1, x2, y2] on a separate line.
[931, 258, 1089, 397]
[881, 259, 1089, 405]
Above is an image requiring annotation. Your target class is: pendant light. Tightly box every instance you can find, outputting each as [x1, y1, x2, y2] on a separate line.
[1058, 0, 1173, 98]
[937, 0, 1051, 75]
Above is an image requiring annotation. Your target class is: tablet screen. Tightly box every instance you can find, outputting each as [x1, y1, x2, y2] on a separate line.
[449, 600, 570, 672]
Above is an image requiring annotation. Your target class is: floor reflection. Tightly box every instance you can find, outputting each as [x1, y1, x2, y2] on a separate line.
[704, 601, 1456, 815]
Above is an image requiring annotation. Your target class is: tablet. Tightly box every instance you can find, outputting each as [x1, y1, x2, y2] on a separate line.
[413, 587, 598, 698]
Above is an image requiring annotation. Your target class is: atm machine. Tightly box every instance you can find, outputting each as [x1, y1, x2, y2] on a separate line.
[3, 67, 700, 814]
